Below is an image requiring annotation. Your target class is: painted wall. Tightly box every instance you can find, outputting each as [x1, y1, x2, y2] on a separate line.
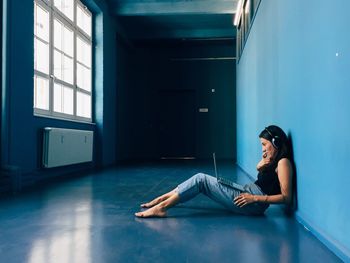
[116, 40, 236, 161]
[1, 0, 116, 189]
[236, 0, 350, 261]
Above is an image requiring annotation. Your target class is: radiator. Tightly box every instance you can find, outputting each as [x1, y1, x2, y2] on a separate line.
[42, 127, 93, 168]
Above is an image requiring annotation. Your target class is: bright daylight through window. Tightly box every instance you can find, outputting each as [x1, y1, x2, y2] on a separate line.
[34, 0, 92, 121]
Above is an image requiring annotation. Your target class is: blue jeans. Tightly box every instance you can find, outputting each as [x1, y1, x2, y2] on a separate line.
[176, 173, 269, 215]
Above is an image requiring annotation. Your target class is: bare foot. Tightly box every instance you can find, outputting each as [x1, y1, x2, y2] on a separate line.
[135, 205, 167, 218]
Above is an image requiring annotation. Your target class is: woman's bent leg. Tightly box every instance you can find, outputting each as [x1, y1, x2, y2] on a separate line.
[177, 174, 269, 215]
[135, 173, 266, 218]
[176, 173, 242, 211]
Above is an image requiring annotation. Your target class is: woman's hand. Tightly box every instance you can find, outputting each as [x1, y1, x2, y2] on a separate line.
[256, 152, 273, 171]
[234, 193, 256, 208]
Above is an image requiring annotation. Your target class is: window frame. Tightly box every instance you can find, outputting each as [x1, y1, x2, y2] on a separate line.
[34, 0, 93, 122]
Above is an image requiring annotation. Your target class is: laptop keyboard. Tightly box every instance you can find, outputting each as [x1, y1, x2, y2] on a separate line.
[218, 177, 245, 191]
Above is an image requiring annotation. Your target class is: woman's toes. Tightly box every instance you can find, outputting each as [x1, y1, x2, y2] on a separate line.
[140, 202, 154, 208]
[135, 212, 144, 217]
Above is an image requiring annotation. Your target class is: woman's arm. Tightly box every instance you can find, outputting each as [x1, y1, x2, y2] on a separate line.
[234, 158, 293, 207]
[255, 158, 293, 204]
[256, 153, 272, 172]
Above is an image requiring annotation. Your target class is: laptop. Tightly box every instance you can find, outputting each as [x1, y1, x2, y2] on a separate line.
[213, 153, 245, 192]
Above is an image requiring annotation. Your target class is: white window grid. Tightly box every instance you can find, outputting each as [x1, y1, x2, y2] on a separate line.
[34, 0, 93, 122]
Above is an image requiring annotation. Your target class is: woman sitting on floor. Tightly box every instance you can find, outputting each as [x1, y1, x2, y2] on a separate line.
[135, 125, 293, 218]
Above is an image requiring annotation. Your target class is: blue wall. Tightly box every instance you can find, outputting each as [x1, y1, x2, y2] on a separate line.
[236, 1, 350, 261]
[1, 0, 117, 188]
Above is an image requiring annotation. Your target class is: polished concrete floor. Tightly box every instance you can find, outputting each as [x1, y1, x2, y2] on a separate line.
[0, 161, 342, 263]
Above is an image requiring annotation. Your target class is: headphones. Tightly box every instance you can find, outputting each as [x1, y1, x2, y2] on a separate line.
[265, 127, 281, 149]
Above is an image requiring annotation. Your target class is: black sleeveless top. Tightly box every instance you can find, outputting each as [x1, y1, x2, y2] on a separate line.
[255, 162, 281, 195]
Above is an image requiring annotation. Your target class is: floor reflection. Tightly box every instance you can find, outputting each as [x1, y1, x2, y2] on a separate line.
[27, 182, 92, 263]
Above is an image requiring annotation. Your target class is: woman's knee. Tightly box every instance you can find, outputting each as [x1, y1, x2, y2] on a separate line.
[193, 173, 213, 187]
[194, 173, 207, 181]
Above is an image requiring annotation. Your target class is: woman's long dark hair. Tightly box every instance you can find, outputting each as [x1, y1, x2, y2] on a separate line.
[259, 125, 291, 163]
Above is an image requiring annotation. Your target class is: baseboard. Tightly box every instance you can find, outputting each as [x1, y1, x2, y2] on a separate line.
[296, 211, 350, 263]
[0, 163, 96, 195]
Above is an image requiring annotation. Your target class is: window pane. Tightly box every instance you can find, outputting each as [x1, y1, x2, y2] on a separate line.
[54, 19, 73, 56]
[34, 3, 49, 41]
[54, 50, 73, 84]
[54, 83, 73, 115]
[53, 83, 62, 112]
[77, 37, 91, 67]
[63, 26, 73, 56]
[77, 5, 92, 37]
[63, 55, 73, 84]
[77, 92, 91, 118]
[54, 50, 62, 80]
[54, 19, 63, 50]
[35, 39, 49, 74]
[34, 75, 49, 110]
[63, 86, 74, 115]
[54, 0, 74, 21]
[77, 63, 91, 92]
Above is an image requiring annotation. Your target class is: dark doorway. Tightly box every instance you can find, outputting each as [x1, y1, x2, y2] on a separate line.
[158, 89, 196, 158]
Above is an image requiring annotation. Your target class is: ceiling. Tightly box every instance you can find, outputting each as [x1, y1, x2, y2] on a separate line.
[107, 0, 239, 41]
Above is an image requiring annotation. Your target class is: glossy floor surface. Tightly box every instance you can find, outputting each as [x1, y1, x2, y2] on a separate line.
[0, 161, 342, 263]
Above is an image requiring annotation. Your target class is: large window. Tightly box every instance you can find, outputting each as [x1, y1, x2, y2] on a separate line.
[34, 0, 92, 121]
[235, 0, 261, 63]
